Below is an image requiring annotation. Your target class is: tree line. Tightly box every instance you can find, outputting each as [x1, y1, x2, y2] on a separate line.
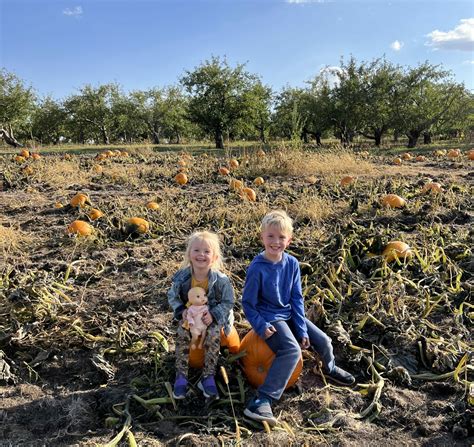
[1, 56, 472, 149]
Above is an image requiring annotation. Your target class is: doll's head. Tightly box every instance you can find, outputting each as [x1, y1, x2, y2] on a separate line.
[187, 287, 208, 306]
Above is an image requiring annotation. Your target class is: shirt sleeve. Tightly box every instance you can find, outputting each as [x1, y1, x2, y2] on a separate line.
[289, 260, 308, 340]
[242, 265, 273, 338]
[208, 276, 234, 326]
[167, 277, 185, 320]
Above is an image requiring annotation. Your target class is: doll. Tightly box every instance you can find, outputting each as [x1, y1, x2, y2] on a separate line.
[184, 287, 208, 349]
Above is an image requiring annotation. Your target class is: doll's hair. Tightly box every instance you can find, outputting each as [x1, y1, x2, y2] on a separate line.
[261, 210, 293, 236]
[181, 230, 224, 271]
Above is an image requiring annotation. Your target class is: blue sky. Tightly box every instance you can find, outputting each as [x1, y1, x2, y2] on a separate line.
[1, 0, 473, 99]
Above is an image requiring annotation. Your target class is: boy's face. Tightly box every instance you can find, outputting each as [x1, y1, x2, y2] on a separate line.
[261, 225, 292, 262]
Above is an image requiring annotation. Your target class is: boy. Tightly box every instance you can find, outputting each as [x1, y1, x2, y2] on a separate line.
[242, 210, 355, 426]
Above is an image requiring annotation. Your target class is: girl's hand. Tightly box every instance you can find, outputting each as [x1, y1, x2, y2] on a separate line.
[202, 310, 213, 326]
[300, 337, 310, 349]
[263, 325, 276, 339]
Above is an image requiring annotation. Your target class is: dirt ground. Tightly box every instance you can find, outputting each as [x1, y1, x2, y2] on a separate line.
[0, 148, 473, 446]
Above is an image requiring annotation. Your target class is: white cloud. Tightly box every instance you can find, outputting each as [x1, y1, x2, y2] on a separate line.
[319, 66, 341, 87]
[390, 40, 404, 51]
[462, 59, 474, 65]
[426, 18, 474, 51]
[63, 6, 83, 17]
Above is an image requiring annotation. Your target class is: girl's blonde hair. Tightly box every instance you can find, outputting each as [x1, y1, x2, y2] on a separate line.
[261, 210, 293, 236]
[181, 230, 224, 271]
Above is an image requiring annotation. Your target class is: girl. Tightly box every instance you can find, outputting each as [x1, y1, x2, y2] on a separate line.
[167, 231, 235, 399]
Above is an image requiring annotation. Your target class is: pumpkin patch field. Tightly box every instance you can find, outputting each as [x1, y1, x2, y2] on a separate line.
[0, 145, 472, 446]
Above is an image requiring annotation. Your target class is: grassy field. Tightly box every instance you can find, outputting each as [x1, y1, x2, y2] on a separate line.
[0, 144, 473, 446]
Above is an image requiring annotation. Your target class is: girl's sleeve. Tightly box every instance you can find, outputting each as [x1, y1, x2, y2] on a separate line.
[289, 261, 308, 340]
[167, 279, 185, 320]
[209, 276, 234, 326]
[242, 266, 272, 338]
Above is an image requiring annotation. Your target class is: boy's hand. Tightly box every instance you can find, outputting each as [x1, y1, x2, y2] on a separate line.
[300, 337, 310, 349]
[202, 310, 213, 326]
[263, 325, 276, 339]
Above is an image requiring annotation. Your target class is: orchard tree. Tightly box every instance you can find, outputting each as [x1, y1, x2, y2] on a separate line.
[64, 83, 120, 145]
[243, 81, 273, 143]
[180, 56, 261, 149]
[31, 96, 67, 145]
[0, 69, 35, 147]
[110, 94, 146, 143]
[271, 86, 306, 140]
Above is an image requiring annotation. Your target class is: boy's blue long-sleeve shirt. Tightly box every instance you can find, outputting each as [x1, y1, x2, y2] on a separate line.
[242, 252, 308, 340]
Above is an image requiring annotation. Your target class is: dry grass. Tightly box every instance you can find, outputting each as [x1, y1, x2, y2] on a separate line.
[34, 159, 89, 187]
[289, 195, 343, 223]
[0, 224, 34, 266]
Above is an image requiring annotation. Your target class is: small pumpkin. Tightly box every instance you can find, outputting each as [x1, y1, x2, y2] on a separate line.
[14, 155, 26, 164]
[434, 149, 446, 157]
[126, 217, 149, 234]
[177, 159, 187, 167]
[239, 329, 302, 389]
[380, 194, 406, 208]
[253, 177, 265, 186]
[393, 157, 402, 165]
[401, 152, 412, 161]
[382, 241, 412, 263]
[92, 165, 103, 174]
[22, 166, 34, 176]
[31, 153, 41, 160]
[242, 187, 256, 202]
[104, 150, 114, 157]
[257, 149, 266, 157]
[340, 176, 355, 187]
[175, 172, 188, 185]
[20, 149, 30, 158]
[88, 208, 104, 220]
[229, 159, 239, 169]
[415, 155, 426, 162]
[447, 149, 460, 158]
[468, 149, 474, 160]
[422, 182, 442, 194]
[188, 326, 241, 369]
[219, 167, 230, 176]
[146, 201, 160, 210]
[230, 178, 244, 191]
[112, 150, 122, 157]
[70, 193, 90, 208]
[67, 220, 93, 237]
[120, 151, 129, 157]
[95, 153, 107, 161]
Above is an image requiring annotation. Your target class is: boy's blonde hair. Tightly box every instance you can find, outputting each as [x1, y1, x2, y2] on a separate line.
[261, 210, 293, 236]
[182, 230, 224, 271]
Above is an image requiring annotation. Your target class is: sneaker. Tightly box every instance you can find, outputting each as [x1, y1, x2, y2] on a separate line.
[243, 397, 277, 427]
[173, 373, 188, 399]
[316, 365, 355, 386]
[198, 375, 219, 399]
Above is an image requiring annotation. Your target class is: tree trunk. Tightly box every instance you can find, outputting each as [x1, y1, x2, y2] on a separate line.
[423, 132, 432, 144]
[215, 129, 224, 149]
[315, 131, 322, 146]
[151, 130, 160, 144]
[374, 129, 382, 147]
[175, 130, 181, 144]
[393, 130, 399, 142]
[101, 126, 110, 145]
[406, 130, 420, 148]
[257, 125, 266, 143]
[302, 128, 309, 144]
[0, 127, 23, 147]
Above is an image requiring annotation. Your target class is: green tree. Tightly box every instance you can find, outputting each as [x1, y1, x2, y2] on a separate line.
[0, 69, 36, 147]
[180, 56, 260, 148]
[271, 86, 306, 140]
[31, 96, 67, 145]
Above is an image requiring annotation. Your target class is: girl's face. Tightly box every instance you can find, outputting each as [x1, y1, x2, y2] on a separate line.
[189, 239, 216, 271]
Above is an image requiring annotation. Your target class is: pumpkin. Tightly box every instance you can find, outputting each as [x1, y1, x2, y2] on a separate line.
[230, 178, 244, 191]
[380, 194, 406, 208]
[126, 217, 149, 234]
[401, 152, 412, 161]
[95, 153, 107, 161]
[112, 150, 121, 157]
[175, 172, 188, 185]
[70, 193, 90, 208]
[20, 149, 30, 158]
[67, 220, 93, 236]
[146, 201, 160, 210]
[447, 149, 460, 158]
[239, 329, 303, 389]
[14, 155, 26, 164]
[422, 182, 442, 194]
[468, 149, 474, 160]
[88, 208, 104, 220]
[31, 153, 41, 160]
[219, 167, 230, 176]
[415, 155, 426, 162]
[92, 165, 103, 174]
[22, 166, 33, 176]
[188, 326, 241, 369]
[229, 159, 239, 169]
[340, 176, 355, 187]
[242, 187, 256, 202]
[382, 241, 412, 263]
[120, 151, 129, 157]
[393, 157, 402, 165]
[253, 177, 265, 186]
[104, 150, 114, 157]
[178, 159, 187, 167]
[434, 149, 446, 157]
[257, 149, 266, 157]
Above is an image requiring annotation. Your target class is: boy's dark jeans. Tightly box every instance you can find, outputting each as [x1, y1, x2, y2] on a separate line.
[258, 318, 335, 402]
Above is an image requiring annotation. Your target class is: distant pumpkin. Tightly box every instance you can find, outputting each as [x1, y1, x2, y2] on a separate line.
[401, 152, 412, 160]
[253, 177, 265, 186]
[126, 217, 149, 234]
[242, 187, 256, 202]
[70, 193, 90, 208]
[422, 182, 443, 194]
[67, 220, 93, 237]
[229, 159, 239, 169]
[175, 172, 188, 185]
[219, 167, 230, 176]
[340, 176, 355, 187]
[393, 157, 402, 165]
[146, 201, 160, 210]
[88, 208, 104, 220]
[381, 194, 406, 208]
[415, 155, 426, 162]
[20, 149, 30, 158]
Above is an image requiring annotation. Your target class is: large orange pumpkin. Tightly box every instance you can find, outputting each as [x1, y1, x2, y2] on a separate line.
[382, 241, 412, 263]
[175, 172, 188, 185]
[242, 187, 256, 202]
[67, 220, 93, 236]
[126, 217, 149, 234]
[239, 330, 303, 389]
[20, 149, 30, 158]
[381, 194, 406, 208]
[229, 159, 239, 169]
[188, 326, 241, 369]
[70, 193, 90, 208]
